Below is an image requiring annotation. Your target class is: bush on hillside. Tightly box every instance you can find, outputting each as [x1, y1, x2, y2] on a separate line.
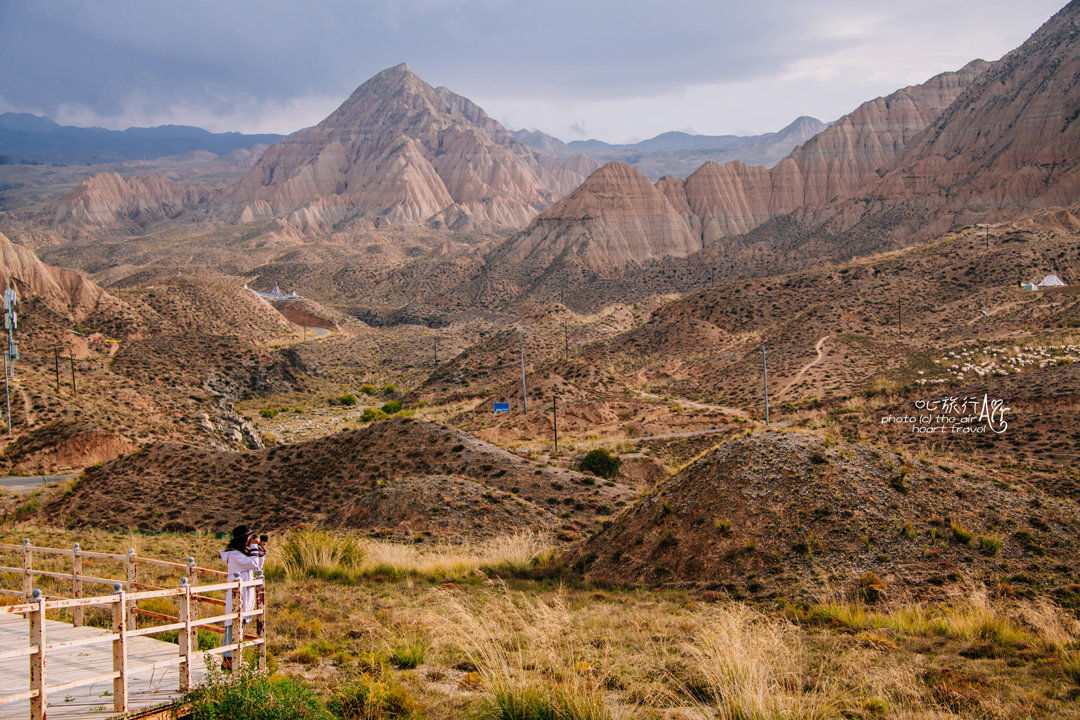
[361, 408, 387, 423]
[381, 400, 403, 415]
[188, 668, 332, 720]
[576, 449, 621, 479]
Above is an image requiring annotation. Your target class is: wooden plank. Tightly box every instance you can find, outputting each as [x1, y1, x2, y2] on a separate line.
[29, 594, 44, 720]
[0, 606, 211, 720]
[21, 541, 31, 599]
[44, 633, 119, 651]
[72, 544, 84, 627]
[127, 621, 186, 638]
[0, 689, 38, 707]
[46, 669, 120, 694]
[111, 590, 128, 714]
[177, 582, 192, 691]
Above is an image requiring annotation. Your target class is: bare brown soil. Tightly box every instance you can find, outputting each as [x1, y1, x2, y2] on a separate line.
[45, 417, 634, 536]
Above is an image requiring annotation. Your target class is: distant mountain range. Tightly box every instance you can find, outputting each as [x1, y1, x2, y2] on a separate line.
[512, 116, 827, 179]
[0, 113, 283, 165]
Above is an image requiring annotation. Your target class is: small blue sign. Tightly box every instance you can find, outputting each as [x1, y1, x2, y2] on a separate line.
[493, 402, 510, 413]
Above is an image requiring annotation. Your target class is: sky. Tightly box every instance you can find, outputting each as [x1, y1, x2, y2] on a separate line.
[0, 0, 1066, 144]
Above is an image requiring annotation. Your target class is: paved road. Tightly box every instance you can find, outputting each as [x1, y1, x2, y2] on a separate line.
[0, 474, 74, 493]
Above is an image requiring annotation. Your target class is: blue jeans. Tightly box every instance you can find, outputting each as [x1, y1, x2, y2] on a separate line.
[222, 622, 244, 659]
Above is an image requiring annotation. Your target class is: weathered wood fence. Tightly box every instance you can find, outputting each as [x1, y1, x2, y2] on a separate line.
[0, 540, 267, 719]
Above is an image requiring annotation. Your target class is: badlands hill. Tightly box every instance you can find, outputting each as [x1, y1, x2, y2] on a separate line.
[46, 417, 634, 535]
[470, 60, 987, 299]
[45, 172, 214, 228]
[226, 63, 595, 231]
[0, 230, 140, 351]
[817, 0, 1080, 238]
[567, 430, 1080, 599]
[475, 1, 1080, 307]
[0, 230, 126, 321]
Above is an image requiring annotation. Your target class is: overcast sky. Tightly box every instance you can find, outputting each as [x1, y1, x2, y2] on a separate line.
[0, 0, 1066, 143]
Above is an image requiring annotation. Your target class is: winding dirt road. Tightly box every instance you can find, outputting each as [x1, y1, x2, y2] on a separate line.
[782, 335, 830, 397]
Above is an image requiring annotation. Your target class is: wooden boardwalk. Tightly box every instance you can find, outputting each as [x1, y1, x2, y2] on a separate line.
[0, 613, 210, 719]
[0, 541, 266, 719]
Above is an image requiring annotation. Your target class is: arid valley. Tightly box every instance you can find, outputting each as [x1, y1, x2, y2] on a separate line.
[1, 2, 1080, 719]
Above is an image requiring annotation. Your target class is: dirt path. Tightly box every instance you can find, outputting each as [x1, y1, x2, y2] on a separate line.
[635, 391, 750, 419]
[16, 384, 34, 427]
[782, 335, 830, 397]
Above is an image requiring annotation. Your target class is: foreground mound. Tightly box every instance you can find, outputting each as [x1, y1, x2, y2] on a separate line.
[47, 418, 632, 535]
[567, 431, 1080, 599]
[326, 475, 557, 541]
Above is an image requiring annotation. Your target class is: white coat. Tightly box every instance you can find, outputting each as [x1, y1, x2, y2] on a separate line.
[219, 548, 264, 615]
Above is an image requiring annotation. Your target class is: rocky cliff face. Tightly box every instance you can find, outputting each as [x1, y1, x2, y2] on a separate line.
[485, 58, 989, 283]
[47, 172, 212, 226]
[871, 1, 1080, 215]
[0, 230, 127, 320]
[227, 63, 595, 230]
[497, 161, 700, 274]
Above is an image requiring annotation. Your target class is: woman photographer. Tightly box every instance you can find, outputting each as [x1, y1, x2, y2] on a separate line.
[218, 524, 266, 670]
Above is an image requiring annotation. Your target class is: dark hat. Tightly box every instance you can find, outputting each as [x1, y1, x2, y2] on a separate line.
[226, 524, 253, 552]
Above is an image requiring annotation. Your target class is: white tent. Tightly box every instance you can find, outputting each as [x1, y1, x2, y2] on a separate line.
[1037, 274, 1066, 288]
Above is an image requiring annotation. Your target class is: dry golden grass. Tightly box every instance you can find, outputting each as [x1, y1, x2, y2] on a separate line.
[263, 527, 554, 583]
[3, 526, 1080, 719]
[686, 605, 838, 720]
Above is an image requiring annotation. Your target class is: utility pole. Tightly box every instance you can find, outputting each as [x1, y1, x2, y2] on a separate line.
[762, 344, 770, 426]
[70, 353, 77, 398]
[3, 287, 16, 436]
[54, 349, 60, 395]
[2, 352, 9, 436]
[552, 395, 558, 455]
[520, 341, 528, 413]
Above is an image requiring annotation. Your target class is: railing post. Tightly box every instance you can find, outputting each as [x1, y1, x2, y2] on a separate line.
[111, 583, 128, 714]
[72, 542, 84, 627]
[29, 588, 45, 720]
[232, 572, 243, 668]
[125, 548, 138, 630]
[177, 577, 193, 691]
[255, 570, 266, 672]
[21, 538, 32, 600]
[186, 557, 199, 619]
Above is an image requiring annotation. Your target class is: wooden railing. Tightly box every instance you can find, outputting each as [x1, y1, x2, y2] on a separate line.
[0, 541, 267, 720]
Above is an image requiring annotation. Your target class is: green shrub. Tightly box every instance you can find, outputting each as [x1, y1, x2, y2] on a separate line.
[381, 400, 403, 415]
[388, 639, 427, 669]
[950, 521, 974, 546]
[260, 407, 281, 419]
[339, 393, 358, 406]
[978, 535, 1002, 555]
[360, 384, 377, 395]
[360, 408, 387, 423]
[188, 668, 332, 720]
[328, 675, 418, 720]
[382, 385, 397, 396]
[714, 519, 732, 534]
[576, 449, 621, 479]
